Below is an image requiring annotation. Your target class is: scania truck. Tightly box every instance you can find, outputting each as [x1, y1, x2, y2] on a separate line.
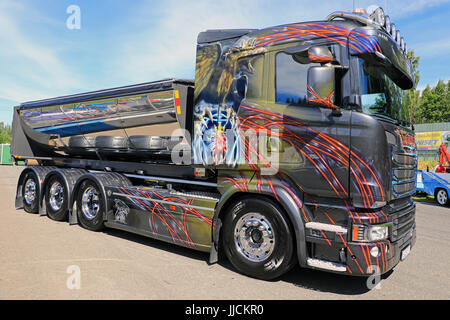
[11, 7, 417, 280]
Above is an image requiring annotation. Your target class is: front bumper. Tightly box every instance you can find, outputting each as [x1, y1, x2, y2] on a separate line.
[344, 224, 416, 276]
[304, 202, 416, 276]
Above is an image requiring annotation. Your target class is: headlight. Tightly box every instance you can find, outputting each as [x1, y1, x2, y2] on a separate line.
[390, 23, 396, 39]
[384, 15, 391, 33]
[396, 30, 401, 44]
[367, 6, 385, 26]
[352, 224, 392, 242]
[369, 225, 389, 241]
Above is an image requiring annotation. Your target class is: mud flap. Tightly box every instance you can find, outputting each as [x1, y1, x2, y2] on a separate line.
[69, 200, 78, 225]
[208, 218, 222, 265]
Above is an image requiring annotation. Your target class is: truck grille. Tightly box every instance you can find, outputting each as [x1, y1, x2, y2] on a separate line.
[393, 169, 415, 180]
[392, 151, 417, 198]
[391, 204, 415, 243]
[393, 153, 416, 167]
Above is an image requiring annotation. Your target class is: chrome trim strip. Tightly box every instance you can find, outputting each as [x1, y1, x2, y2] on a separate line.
[305, 222, 347, 234]
[123, 174, 218, 187]
[112, 192, 216, 212]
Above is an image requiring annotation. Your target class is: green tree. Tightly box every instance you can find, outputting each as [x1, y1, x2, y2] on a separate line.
[0, 122, 11, 144]
[405, 50, 422, 124]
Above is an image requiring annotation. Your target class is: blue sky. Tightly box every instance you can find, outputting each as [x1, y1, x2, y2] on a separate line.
[0, 0, 449, 124]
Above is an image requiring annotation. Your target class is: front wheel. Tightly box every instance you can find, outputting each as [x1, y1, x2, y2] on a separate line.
[222, 197, 296, 280]
[436, 189, 449, 206]
[76, 180, 105, 231]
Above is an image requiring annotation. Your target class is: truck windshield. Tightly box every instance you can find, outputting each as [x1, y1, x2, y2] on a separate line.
[356, 57, 411, 127]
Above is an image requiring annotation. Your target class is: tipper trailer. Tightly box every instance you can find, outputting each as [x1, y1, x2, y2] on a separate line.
[11, 7, 417, 280]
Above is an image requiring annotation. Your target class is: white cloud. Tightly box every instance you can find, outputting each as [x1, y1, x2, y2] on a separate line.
[109, 0, 450, 84]
[0, 1, 83, 103]
[414, 39, 450, 57]
[108, 0, 342, 83]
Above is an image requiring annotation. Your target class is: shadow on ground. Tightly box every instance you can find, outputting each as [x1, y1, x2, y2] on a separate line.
[104, 227, 208, 262]
[103, 227, 393, 295]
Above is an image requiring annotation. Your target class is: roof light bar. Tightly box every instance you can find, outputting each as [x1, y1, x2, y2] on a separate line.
[326, 6, 408, 54]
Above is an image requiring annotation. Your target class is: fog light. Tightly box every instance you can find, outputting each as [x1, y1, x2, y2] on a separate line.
[370, 246, 379, 257]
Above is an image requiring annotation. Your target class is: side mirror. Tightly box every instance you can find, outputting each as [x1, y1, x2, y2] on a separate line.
[307, 66, 339, 112]
[285, 45, 334, 64]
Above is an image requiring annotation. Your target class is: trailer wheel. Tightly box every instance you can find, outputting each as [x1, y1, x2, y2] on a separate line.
[45, 175, 68, 221]
[22, 171, 39, 213]
[222, 197, 295, 280]
[95, 136, 129, 149]
[76, 180, 105, 231]
[68, 136, 96, 148]
[129, 136, 168, 150]
[435, 189, 449, 206]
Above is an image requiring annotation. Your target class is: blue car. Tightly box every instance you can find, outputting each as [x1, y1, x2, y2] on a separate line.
[416, 169, 450, 206]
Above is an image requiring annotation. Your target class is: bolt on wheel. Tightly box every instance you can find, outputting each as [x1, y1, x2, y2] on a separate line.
[234, 212, 276, 262]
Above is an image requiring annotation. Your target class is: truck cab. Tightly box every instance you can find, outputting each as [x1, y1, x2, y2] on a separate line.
[193, 7, 416, 276]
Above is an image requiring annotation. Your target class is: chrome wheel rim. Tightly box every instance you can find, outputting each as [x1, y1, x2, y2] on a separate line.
[437, 190, 447, 205]
[24, 178, 37, 205]
[81, 186, 100, 220]
[49, 181, 65, 211]
[234, 212, 275, 262]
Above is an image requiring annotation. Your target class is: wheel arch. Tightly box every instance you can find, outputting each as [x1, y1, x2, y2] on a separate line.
[15, 166, 57, 211]
[70, 172, 133, 224]
[41, 168, 87, 216]
[213, 186, 309, 268]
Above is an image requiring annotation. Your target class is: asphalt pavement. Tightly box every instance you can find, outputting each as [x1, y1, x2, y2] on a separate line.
[0, 165, 448, 300]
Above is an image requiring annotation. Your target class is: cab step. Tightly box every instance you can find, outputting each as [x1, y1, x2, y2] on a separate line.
[306, 258, 347, 272]
[305, 222, 347, 234]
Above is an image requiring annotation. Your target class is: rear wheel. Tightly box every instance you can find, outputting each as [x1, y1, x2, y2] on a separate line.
[22, 171, 39, 213]
[45, 175, 69, 221]
[77, 180, 105, 231]
[436, 189, 449, 206]
[222, 197, 296, 280]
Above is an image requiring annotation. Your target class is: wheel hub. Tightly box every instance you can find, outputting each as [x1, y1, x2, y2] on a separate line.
[81, 186, 100, 220]
[437, 190, 447, 205]
[24, 179, 37, 205]
[49, 181, 64, 211]
[234, 213, 275, 262]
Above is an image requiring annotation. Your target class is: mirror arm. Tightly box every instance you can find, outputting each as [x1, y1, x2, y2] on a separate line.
[332, 109, 343, 117]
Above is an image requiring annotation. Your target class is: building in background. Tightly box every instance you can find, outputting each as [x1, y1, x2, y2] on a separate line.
[415, 122, 450, 162]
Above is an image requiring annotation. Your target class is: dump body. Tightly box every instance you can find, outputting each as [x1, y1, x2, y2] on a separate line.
[11, 79, 194, 161]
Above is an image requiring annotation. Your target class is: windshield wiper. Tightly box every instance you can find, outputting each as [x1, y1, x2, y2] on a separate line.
[372, 112, 411, 128]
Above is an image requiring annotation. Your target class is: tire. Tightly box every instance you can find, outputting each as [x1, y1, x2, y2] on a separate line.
[95, 136, 129, 149]
[435, 189, 449, 206]
[76, 180, 105, 231]
[222, 197, 296, 280]
[45, 175, 69, 221]
[22, 171, 39, 213]
[128, 135, 168, 150]
[68, 136, 96, 148]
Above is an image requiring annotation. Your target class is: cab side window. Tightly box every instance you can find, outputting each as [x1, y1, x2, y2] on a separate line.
[275, 52, 319, 105]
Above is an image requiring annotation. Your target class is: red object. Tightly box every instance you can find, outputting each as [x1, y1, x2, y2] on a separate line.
[436, 144, 450, 173]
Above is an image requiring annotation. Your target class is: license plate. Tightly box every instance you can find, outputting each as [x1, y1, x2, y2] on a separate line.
[401, 245, 411, 261]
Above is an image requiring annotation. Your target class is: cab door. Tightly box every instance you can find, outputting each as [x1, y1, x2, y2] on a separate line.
[259, 44, 351, 201]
